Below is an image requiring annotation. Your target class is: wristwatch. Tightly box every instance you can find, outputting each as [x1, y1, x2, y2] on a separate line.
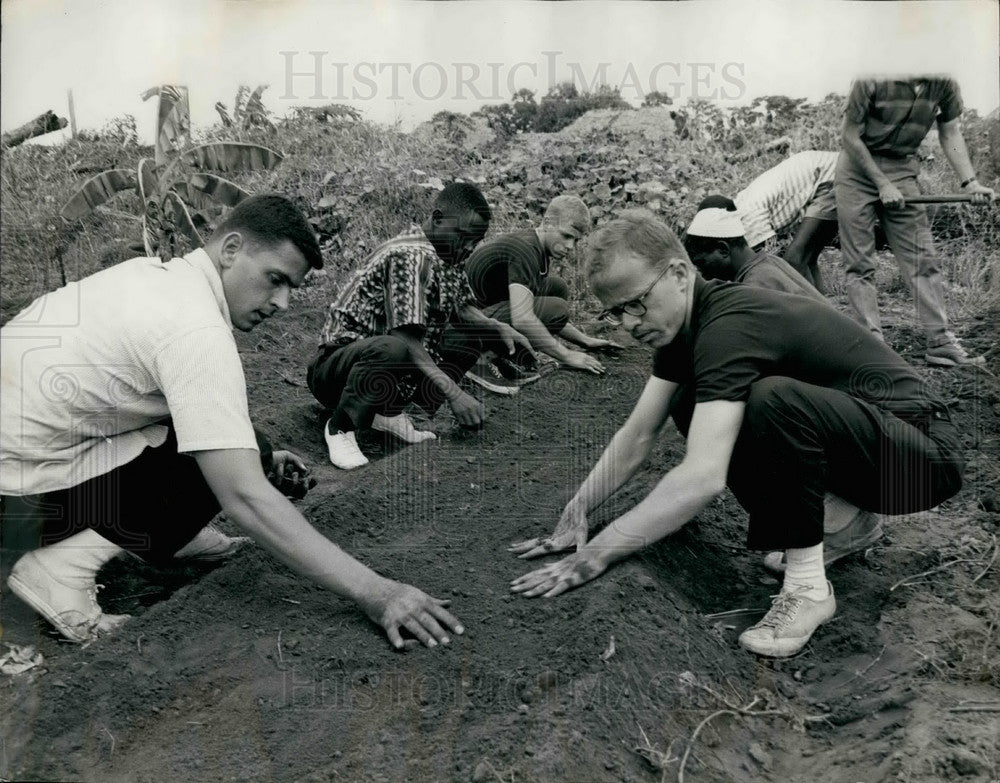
[960, 176, 978, 189]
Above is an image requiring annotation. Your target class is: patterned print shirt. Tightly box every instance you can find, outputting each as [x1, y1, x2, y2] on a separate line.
[320, 225, 474, 363]
[845, 77, 963, 157]
[735, 151, 839, 247]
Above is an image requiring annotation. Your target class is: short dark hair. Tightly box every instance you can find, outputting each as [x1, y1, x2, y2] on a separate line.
[683, 233, 748, 259]
[435, 182, 492, 223]
[212, 194, 323, 270]
[584, 209, 690, 283]
[696, 194, 737, 212]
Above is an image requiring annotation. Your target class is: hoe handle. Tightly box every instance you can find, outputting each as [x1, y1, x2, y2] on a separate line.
[905, 194, 983, 204]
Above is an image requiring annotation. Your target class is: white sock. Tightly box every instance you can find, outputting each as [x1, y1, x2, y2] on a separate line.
[782, 543, 829, 600]
[33, 528, 124, 589]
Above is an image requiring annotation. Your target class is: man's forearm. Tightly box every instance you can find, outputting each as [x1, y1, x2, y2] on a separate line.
[394, 332, 463, 401]
[938, 125, 977, 183]
[571, 426, 655, 514]
[511, 311, 571, 360]
[584, 459, 722, 565]
[224, 483, 385, 605]
[559, 323, 594, 348]
[842, 123, 890, 188]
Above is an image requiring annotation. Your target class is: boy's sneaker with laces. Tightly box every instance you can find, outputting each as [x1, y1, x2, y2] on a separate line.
[739, 582, 836, 658]
[492, 355, 541, 386]
[465, 356, 521, 395]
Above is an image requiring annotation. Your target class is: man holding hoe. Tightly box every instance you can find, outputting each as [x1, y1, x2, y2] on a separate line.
[1, 195, 463, 650]
[511, 210, 963, 658]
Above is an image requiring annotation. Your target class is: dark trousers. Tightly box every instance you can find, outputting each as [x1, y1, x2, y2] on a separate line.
[0, 429, 231, 568]
[670, 377, 963, 551]
[480, 275, 571, 336]
[307, 322, 495, 430]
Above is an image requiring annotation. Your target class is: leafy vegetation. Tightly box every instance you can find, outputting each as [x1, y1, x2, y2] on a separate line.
[3, 89, 997, 323]
[57, 86, 284, 262]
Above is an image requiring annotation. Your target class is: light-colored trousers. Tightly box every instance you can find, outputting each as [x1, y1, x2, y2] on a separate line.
[834, 151, 950, 346]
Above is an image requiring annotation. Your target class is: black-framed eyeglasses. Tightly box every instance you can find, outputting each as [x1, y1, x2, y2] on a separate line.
[597, 266, 670, 325]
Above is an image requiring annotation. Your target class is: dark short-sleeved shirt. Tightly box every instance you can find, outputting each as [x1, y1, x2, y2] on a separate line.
[320, 226, 474, 362]
[845, 77, 963, 157]
[736, 252, 826, 303]
[652, 277, 948, 425]
[465, 229, 549, 306]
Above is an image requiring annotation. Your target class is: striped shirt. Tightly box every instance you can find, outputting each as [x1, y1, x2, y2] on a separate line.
[0, 249, 257, 496]
[845, 77, 963, 157]
[735, 151, 840, 247]
[320, 226, 474, 363]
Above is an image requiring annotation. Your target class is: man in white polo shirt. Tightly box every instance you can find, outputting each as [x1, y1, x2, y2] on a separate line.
[1, 194, 463, 650]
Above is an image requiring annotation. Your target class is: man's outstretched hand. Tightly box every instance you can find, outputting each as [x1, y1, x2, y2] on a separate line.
[563, 349, 606, 375]
[269, 450, 317, 500]
[510, 548, 608, 598]
[508, 501, 588, 559]
[585, 337, 625, 353]
[360, 578, 465, 650]
[495, 321, 536, 360]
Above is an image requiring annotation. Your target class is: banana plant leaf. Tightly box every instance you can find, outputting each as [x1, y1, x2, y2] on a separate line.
[173, 142, 284, 176]
[174, 173, 251, 210]
[60, 170, 137, 221]
[142, 85, 190, 166]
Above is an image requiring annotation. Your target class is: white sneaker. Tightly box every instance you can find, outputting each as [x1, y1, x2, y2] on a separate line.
[371, 413, 437, 444]
[8, 551, 131, 643]
[174, 525, 252, 562]
[324, 419, 369, 470]
[739, 582, 836, 658]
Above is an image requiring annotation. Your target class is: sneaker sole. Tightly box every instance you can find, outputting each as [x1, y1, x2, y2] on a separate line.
[926, 354, 986, 367]
[370, 423, 437, 444]
[8, 566, 98, 643]
[174, 537, 252, 562]
[465, 374, 520, 396]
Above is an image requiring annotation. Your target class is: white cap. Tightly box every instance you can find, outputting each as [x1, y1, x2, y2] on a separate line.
[685, 208, 746, 239]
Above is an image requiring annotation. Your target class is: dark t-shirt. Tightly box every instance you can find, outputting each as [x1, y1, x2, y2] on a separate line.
[465, 229, 549, 306]
[737, 252, 826, 303]
[652, 277, 947, 425]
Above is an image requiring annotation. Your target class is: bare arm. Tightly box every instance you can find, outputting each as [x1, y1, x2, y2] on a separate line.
[508, 284, 572, 361]
[509, 376, 678, 557]
[571, 377, 679, 514]
[511, 399, 745, 597]
[938, 118, 996, 203]
[508, 284, 604, 374]
[456, 302, 535, 359]
[194, 448, 463, 648]
[389, 327, 484, 427]
[841, 116, 893, 191]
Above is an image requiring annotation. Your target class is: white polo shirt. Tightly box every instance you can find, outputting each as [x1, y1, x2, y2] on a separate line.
[0, 249, 258, 496]
[735, 151, 839, 247]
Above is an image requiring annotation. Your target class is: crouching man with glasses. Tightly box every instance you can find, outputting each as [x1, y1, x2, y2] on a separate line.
[510, 209, 964, 659]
